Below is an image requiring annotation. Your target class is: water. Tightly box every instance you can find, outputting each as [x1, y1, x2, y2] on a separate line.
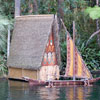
[0, 79, 100, 100]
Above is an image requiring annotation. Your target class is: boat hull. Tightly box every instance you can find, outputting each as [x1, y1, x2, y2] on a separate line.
[28, 79, 84, 87]
[29, 79, 47, 86]
[26, 77, 100, 87]
[47, 80, 84, 86]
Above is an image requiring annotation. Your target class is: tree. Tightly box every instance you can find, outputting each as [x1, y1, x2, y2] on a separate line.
[33, 0, 38, 14]
[0, 0, 12, 75]
[85, 1, 100, 47]
[28, 0, 38, 14]
[57, 0, 64, 32]
[15, 0, 21, 17]
[96, 0, 100, 47]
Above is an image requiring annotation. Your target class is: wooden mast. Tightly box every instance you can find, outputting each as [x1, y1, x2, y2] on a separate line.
[73, 21, 76, 81]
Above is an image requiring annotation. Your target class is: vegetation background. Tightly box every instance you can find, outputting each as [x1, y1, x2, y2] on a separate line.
[0, 0, 100, 76]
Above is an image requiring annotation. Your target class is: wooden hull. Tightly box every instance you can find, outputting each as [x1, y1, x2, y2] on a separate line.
[29, 79, 47, 86]
[89, 77, 100, 84]
[47, 80, 84, 86]
[27, 77, 100, 87]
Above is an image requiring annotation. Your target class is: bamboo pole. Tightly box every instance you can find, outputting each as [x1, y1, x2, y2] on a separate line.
[73, 21, 76, 81]
[7, 25, 10, 59]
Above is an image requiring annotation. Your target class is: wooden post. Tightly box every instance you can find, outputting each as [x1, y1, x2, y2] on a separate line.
[7, 25, 10, 59]
[15, 0, 21, 18]
[73, 21, 76, 81]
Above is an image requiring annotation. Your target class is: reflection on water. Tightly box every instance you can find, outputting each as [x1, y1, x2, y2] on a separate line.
[0, 79, 100, 100]
[65, 86, 91, 100]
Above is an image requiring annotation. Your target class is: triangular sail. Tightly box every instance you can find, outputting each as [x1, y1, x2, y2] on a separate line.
[40, 32, 59, 81]
[65, 33, 92, 79]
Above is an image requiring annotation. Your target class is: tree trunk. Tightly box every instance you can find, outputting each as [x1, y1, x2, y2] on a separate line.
[28, 0, 38, 14]
[96, 0, 100, 47]
[57, 0, 64, 32]
[28, 0, 33, 14]
[15, 0, 21, 17]
[33, 0, 38, 14]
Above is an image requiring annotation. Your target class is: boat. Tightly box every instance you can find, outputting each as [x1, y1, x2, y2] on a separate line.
[24, 19, 100, 87]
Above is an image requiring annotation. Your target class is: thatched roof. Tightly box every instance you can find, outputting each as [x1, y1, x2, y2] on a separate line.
[7, 15, 60, 70]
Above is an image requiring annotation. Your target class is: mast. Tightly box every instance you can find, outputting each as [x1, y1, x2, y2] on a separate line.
[73, 21, 76, 81]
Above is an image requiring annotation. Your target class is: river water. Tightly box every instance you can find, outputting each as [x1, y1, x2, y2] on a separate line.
[0, 79, 100, 100]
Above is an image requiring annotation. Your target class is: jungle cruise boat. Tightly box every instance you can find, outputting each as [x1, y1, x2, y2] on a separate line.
[24, 20, 100, 87]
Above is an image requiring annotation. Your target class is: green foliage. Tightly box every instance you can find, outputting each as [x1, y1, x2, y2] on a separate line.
[38, 0, 57, 14]
[0, 0, 14, 19]
[78, 42, 100, 70]
[21, 0, 57, 15]
[0, 0, 13, 76]
[63, 0, 95, 40]
[0, 55, 7, 76]
[0, 15, 10, 54]
[85, 6, 100, 19]
[60, 41, 66, 72]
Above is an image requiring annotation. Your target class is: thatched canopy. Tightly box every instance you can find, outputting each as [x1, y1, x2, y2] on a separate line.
[7, 15, 60, 70]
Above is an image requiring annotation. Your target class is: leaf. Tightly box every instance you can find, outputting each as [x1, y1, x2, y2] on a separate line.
[85, 6, 100, 19]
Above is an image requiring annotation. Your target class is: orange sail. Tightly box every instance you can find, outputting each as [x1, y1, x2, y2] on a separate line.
[65, 33, 92, 79]
[40, 32, 59, 81]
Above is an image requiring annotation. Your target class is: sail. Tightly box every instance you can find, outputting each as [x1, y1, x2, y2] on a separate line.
[40, 32, 59, 81]
[65, 33, 92, 79]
